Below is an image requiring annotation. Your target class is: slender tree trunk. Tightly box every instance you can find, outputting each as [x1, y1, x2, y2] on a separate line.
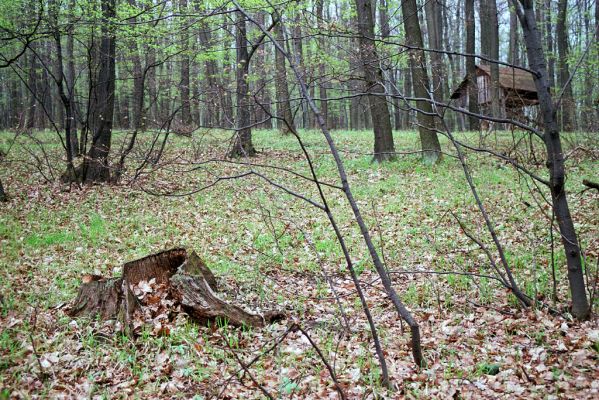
[514, 0, 589, 320]
[48, 0, 76, 180]
[25, 50, 38, 130]
[425, 0, 446, 101]
[66, 0, 79, 156]
[355, 0, 395, 161]
[509, 4, 521, 65]
[481, 0, 502, 124]
[84, 0, 116, 183]
[273, 16, 295, 134]
[465, 0, 480, 130]
[292, 14, 308, 129]
[229, 12, 255, 157]
[544, 0, 556, 90]
[316, 0, 329, 127]
[556, 0, 575, 131]
[179, 0, 192, 127]
[254, 12, 273, 129]
[401, 0, 441, 163]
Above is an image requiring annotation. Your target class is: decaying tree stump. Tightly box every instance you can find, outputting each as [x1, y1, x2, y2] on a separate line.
[68, 248, 284, 330]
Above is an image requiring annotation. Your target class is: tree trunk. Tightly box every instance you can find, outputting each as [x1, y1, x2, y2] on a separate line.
[273, 16, 295, 134]
[465, 0, 480, 130]
[229, 12, 256, 158]
[425, 0, 446, 102]
[179, 0, 192, 127]
[316, 0, 329, 128]
[253, 12, 273, 129]
[544, 0, 556, 90]
[355, 0, 395, 161]
[25, 50, 38, 130]
[83, 0, 116, 183]
[66, 0, 79, 156]
[556, 0, 575, 131]
[481, 0, 502, 125]
[509, 4, 520, 65]
[401, 0, 441, 164]
[291, 14, 308, 129]
[514, 0, 589, 320]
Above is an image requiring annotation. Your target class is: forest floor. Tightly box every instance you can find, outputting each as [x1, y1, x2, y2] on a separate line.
[0, 130, 598, 399]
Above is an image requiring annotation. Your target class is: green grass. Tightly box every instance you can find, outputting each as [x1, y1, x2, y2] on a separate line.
[0, 129, 597, 397]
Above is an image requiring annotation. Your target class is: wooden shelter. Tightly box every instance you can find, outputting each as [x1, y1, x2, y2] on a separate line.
[451, 65, 539, 123]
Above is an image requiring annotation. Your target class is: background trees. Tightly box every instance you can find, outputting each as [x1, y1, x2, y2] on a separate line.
[0, 0, 596, 139]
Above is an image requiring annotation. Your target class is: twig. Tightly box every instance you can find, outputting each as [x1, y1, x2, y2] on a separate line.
[296, 325, 348, 400]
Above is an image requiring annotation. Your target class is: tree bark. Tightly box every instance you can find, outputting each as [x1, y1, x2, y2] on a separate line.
[229, 12, 256, 157]
[514, 0, 589, 319]
[465, 0, 480, 130]
[66, 0, 79, 156]
[556, 0, 575, 131]
[480, 0, 502, 125]
[69, 248, 283, 329]
[316, 0, 329, 127]
[273, 16, 295, 134]
[401, 0, 441, 164]
[83, 0, 116, 183]
[355, 0, 395, 161]
[425, 0, 446, 102]
[179, 0, 192, 127]
[509, 4, 520, 65]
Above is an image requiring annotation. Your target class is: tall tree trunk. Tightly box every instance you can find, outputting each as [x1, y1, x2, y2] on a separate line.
[146, 45, 158, 128]
[48, 0, 76, 179]
[480, 0, 502, 124]
[401, 0, 441, 163]
[273, 16, 295, 134]
[25, 50, 38, 130]
[465, 0, 480, 130]
[229, 12, 255, 157]
[425, 0, 446, 101]
[253, 12, 273, 129]
[66, 0, 79, 156]
[84, 0, 116, 183]
[509, 4, 521, 65]
[179, 0, 192, 126]
[355, 0, 395, 161]
[556, 0, 575, 131]
[544, 0, 556, 89]
[514, 0, 589, 320]
[316, 0, 329, 127]
[292, 14, 308, 129]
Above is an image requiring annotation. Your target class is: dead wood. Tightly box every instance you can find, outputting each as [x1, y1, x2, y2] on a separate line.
[582, 179, 599, 192]
[68, 248, 284, 330]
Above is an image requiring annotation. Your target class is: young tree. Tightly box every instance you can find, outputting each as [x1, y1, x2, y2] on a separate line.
[512, 0, 590, 320]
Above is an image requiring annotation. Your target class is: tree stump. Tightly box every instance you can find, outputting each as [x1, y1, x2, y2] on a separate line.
[67, 248, 284, 331]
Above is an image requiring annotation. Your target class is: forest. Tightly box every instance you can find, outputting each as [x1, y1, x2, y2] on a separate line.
[0, 0, 597, 398]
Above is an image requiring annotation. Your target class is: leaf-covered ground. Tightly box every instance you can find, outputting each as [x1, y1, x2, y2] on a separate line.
[1, 130, 597, 399]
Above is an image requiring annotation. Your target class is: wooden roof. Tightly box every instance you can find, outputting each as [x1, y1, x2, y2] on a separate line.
[450, 65, 538, 99]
